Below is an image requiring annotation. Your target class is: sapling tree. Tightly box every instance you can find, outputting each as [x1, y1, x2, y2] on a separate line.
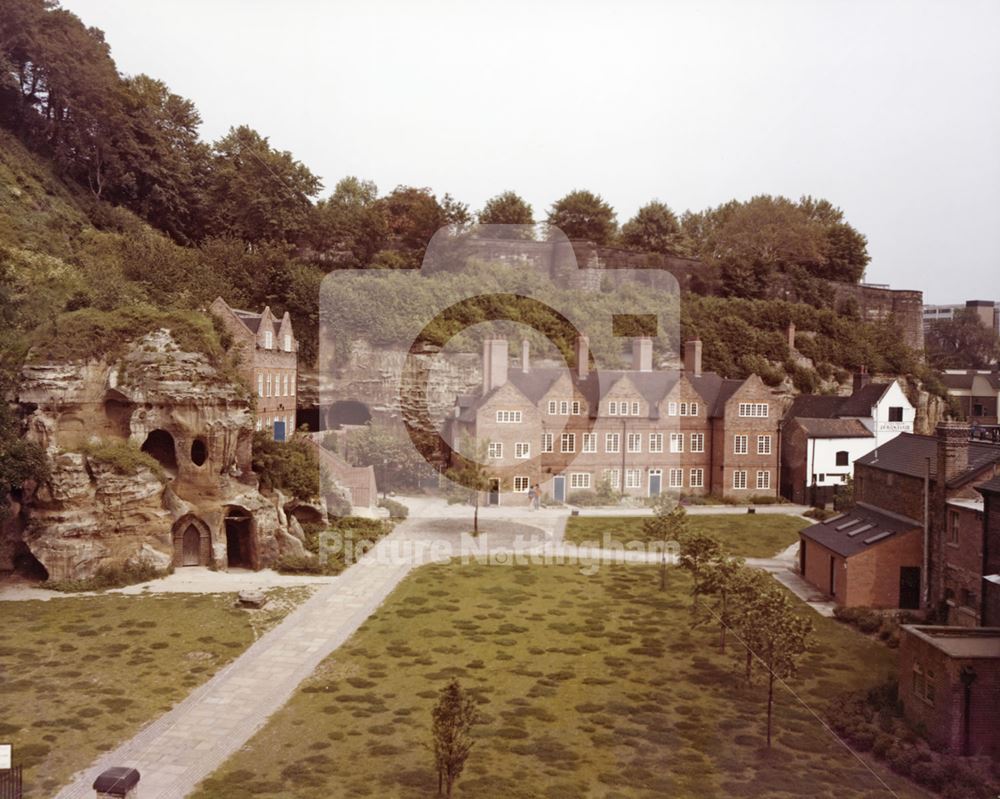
[444, 434, 493, 536]
[677, 527, 723, 606]
[643, 494, 688, 591]
[699, 555, 748, 653]
[431, 679, 480, 797]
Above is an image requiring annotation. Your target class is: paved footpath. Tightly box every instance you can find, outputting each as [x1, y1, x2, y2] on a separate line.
[54, 528, 418, 799]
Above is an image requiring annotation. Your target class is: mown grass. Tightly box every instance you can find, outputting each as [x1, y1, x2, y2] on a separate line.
[0, 588, 313, 798]
[564, 513, 808, 558]
[192, 562, 926, 799]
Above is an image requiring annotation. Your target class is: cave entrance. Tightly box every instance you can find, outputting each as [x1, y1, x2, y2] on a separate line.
[141, 429, 178, 473]
[327, 401, 371, 428]
[103, 391, 135, 438]
[11, 543, 48, 582]
[224, 506, 256, 569]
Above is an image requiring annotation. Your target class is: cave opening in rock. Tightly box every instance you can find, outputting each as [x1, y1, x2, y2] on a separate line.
[141, 429, 178, 472]
[327, 400, 371, 428]
[190, 438, 208, 467]
[12, 543, 48, 581]
[103, 391, 135, 438]
[224, 505, 255, 569]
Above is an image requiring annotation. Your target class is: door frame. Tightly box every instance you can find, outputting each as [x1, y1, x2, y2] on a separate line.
[553, 475, 565, 503]
[487, 478, 500, 506]
[648, 468, 662, 497]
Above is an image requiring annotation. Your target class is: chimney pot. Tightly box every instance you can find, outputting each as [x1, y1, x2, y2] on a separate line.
[683, 340, 702, 377]
[482, 339, 508, 392]
[936, 421, 970, 483]
[853, 366, 870, 393]
[521, 339, 530, 373]
[576, 335, 589, 380]
[632, 337, 653, 372]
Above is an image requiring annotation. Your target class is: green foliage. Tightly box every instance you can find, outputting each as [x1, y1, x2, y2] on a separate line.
[252, 432, 320, 501]
[344, 422, 432, 493]
[431, 680, 480, 797]
[477, 191, 534, 234]
[546, 189, 617, 243]
[377, 497, 409, 519]
[45, 560, 171, 592]
[620, 200, 690, 255]
[76, 438, 165, 479]
[0, 400, 48, 509]
[925, 309, 1000, 369]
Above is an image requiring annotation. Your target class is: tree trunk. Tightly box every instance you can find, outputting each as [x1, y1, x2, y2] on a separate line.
[446, 773, 454, 798]
[719, 593, 727, 653]
[660, 548, 668, 591]
[437, 768, 443, 796]
[766, 672, 775, 748]
[473, 493, 479, 535]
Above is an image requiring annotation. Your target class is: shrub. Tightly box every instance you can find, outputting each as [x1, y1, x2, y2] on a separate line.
[804, 507, 834, 521]
[377, 497, 409, 519]
[253, 432, 321, 500]
[76, 438, 165, 479]
[273, 553, 330, 575]
[46, 560, 171, 592]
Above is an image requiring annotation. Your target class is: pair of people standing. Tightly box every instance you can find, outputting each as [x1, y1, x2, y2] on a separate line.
[527, 484, 541, 510]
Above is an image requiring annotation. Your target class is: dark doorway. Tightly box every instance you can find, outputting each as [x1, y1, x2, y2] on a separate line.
[899, 566, 921, 610]
[182, 525, 201, 566]
[488, 479, 500, 506]
[328, 401, 372, 428]
[224, 506, 255, 569]
[141, 429, 178, 472]
[799, 540, 807, 575]
[12, 543, 48, 581]
[829, 556, 836, 596]
[190, 438, 208, 467]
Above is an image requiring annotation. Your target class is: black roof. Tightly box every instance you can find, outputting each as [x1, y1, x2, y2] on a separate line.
[92, 767, 140, 793]
[794, 418, 873, 439]
[800, 502, 921, 558]
[977, 475, 1000, 496]
[784, 382, 895, 421]
[838, 383, 893, 417]
[855, 432, 1000, 486]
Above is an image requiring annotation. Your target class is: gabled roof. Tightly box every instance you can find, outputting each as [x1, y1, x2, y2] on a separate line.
[941, 371, 1000, 392]
[800, 502, 921, 558]
[837, 382, 894, 417]
[856, 432, 1000, 486]
[784, 382, 897, 422]
[795, 418, 874, 439]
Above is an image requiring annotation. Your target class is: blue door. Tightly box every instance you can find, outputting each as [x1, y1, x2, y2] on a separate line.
[649, 470, 662, 497]
[553, 475, 565, 502]
[273, 419, 286, 442]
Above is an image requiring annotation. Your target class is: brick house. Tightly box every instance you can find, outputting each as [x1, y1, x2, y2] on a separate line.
[898, 625, 1000, 758]
[798, 422, 1000, 610]
[447, 337, 780, 505]
[940, 369, 1000, 424]
[211, 297, 298, 439]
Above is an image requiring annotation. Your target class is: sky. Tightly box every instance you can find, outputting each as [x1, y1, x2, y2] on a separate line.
[61, 0, 1000, 304]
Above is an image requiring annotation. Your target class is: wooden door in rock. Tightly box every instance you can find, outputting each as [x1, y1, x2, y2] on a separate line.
[182, 525, 201, 566]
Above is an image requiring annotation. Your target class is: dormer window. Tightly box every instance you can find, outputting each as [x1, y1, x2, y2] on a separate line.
[264, 330, 273, 349]
[284, 334, 292, 352]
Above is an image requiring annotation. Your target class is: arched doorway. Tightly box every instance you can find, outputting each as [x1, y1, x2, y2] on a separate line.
[141, 429, 178, 473]
[182, 525, 201, 566]
[327, 400, 372, 428]
[171, 515, 210, 568]
[224, 505, 256, 569]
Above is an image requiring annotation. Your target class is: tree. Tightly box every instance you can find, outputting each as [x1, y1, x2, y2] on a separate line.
[431, 680, 479, 797]
[478, 191, 534, 236]
[376, 186, 450, 268]
[546, 190, 617, 243]
[677, 527, 723, 606]
[621, 200, 689, 255]
[344, 422, 430, 495]
[444, 434, 493, 536]
[926, 309, 1000, 369]
[304, 176, 387, 267]
[643, 494, 688, 591]
[699, 556, 749, 653]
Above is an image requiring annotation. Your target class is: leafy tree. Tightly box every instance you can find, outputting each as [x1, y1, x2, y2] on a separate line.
[440, 192, 471, 228]
[445, 434, 493, 536]
[344, 422, 430, 495]
[677, 527, 723, 606]
[926, 309, 1000, 369]
[478, 191, 534, 236]
[431, 680, 479, 797]
[621, 200, 689, 255]
[251, 431, 321, 500]
[304, 176, 387, 267]
[546, 190, 617, 243]
[643, 494, 688, 590]
[204, 125, 321, 243]
[376, 185, 450, 268]
[699, 555, 749, 653]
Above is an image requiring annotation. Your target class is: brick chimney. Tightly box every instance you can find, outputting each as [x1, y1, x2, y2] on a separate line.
[936, 421, 970, 484]
[576, 335, 589, 380]
[683, 340, 702, 377]
[632, 337, 653, 372]
[482, 339, 508, 393]
[521, 339, 530, 373]
[853, 365, 870, 393]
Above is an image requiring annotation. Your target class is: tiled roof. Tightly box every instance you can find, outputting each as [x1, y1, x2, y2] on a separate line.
[941, 371, 1000, 392]
[800, 502, 921, 558]
[838, 383, 893, 417]
[785, 394, 843, 420]
[855, 432, 1000, 485]
[794, 418, 874, 439]
[977, 475, 1000, 496]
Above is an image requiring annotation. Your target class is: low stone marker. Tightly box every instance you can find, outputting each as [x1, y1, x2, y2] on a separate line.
[93, 766, 140, 798]
[238, 589, 268, 609]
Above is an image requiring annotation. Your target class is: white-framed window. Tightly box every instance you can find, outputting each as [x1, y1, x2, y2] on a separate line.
[668, 401, 678, 416]
[548, 400, 557, 415]
[515, 442, 530, 459]
[496, 410, 522, 423]
[733, 470, 748, 490]
[284, 373, 290, 396]
[669, 432, 684, 453]
[266, 373, 272, 397]
[689, 402, 698, 416]
[571, 400, 582, 415]
[631, 401, 640, 416]
[513, 476, 530, 493]
[606, 433, 620, 453]
[625, 469, 642, 489]
[690, 468, 704, 488]
[561, 433, 576, 453]
[559, 400, 569, 415]
[690, 432, 704, 453]
[680, 402, 688, 416]
[541, 433, 554, 453]
[582, 433, 597, 453]
[738, 402, 769, 418]
[757, 435, 772, 455]
[669, 468, 683, 488]
[649, 433, 663, 453]
[734, 435, 748, 455]
[255, 416, 262, 431]
[257, 373, 264, 398]
[283, 334, 292, 352]
[756, 470, 771, 490]
[264, 330, 273, 349]
[488, 442, 503, 459]
[603, 469, 620, 489]
[608, 401, 618, 415]
[628, 433, 641, 453]
[570, 472, 591, 489]
[290, 374, 295, 396]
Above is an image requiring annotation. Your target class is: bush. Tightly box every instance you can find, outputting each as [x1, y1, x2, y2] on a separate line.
[273, 553, 330, 575]
[253, 432, 321, 500]
[46, 560, 171, 592]
[76, 438, 165, 479]
[804, 507, 834, 521]
[377, 497, 409, 519]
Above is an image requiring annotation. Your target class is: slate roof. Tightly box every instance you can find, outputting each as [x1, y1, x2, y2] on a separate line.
[838, 383, 893, 417]
[800, 502, 921, 558]
[941, 371, 1000, 392]
[783, 382, 895, 423]
[977, 475, 1000, 496]
[855, 432, 1000, 486]
[794, 418, 874, 439]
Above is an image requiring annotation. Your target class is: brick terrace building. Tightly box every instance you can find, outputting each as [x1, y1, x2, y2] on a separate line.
[898, 625, 1000, 759]
[211, 297, 298, 439]
[447, 337, 780, 504]
[799, 422, 1000, 610]
[940, 370, 1000, 424]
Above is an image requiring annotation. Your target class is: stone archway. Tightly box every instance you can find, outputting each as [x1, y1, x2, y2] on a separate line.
[171, 515, 211, 567]
[224, 505, 256, 569]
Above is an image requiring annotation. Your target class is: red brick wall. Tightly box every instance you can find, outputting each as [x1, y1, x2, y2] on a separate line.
[801, 538, 847, 604]
[844, 529, 922, 608]
[854, 463, 925, 520]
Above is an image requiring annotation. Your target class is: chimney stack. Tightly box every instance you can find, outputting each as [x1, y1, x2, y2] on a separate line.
[482, 338, 508, 393]
[853, 365, 870, 393]
[936, 421, 970, 484]
[632, 337, 653, 372]
[576, 335, 589, 380]
[521, 339, 530, 373]
[787, 321, 796, 352]
[683, 340, 702, 377]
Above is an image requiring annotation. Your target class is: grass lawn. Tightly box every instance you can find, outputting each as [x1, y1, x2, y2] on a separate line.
[564, 513, 809, 558]
[0, 588, 313, 798]
[191, 562, 926, 799]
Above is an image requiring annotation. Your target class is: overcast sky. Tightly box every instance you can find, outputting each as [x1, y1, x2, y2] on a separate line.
[62, 0, 1000, 303]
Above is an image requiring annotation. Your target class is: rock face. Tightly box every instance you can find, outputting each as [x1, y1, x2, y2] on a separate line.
[12, 329, 308, 581]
